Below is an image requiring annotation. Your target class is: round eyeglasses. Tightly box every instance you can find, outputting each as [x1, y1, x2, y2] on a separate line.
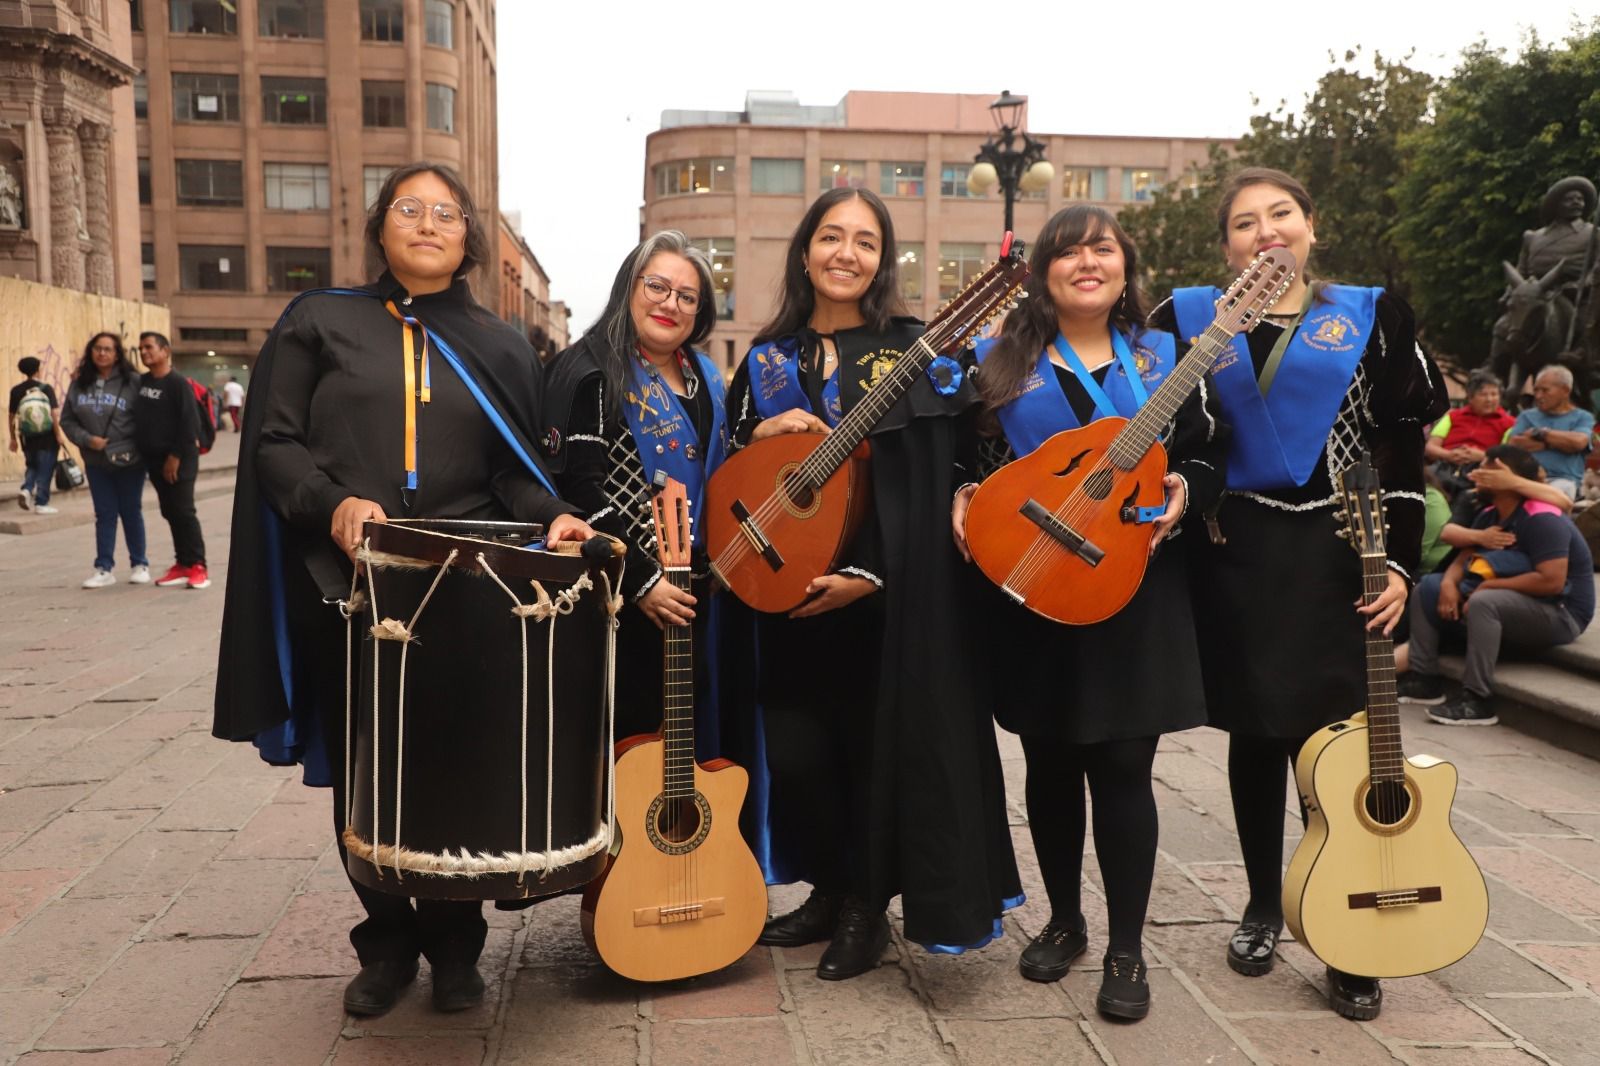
[639, 275, 700, 311]
[388, 196, 468, 235]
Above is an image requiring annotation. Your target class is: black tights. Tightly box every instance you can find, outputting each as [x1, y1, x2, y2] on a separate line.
[1020, 734, 1159, 955]
[1226, 733, 1309, 927]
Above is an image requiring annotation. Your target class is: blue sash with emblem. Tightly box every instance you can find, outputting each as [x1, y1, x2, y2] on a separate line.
[1172, 284, 1377, 491]
[747, 336, 843, 427]
[624, 350, 729, 548]
[974, 328, 1174, 458]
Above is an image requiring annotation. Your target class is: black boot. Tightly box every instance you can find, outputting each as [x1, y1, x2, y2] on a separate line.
[342, 959, 419, 1016]
[1018, 915, 1088, 983]
[1226, 920, 1281, 976]
[1326, 967, 1382, 1020]
[816, 898, 890, 981]
[431, 962, 485, 1012]
[1097, 951, 1151, 1021]
[758, 888, 844, 947]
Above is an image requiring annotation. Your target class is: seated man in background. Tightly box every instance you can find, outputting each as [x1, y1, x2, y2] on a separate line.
[1426, 370, 1517, 524]
[1507, 366, 1595, 500]
[1398, 445, 1594, 726]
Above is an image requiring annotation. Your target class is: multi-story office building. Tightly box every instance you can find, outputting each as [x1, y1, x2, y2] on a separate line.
[642, 90, 1228, 372]
[132, 0, 498, 378]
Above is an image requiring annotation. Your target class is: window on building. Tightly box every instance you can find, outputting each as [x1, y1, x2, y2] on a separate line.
[362, 80, 405, 128]
[262, 77, 327, 125]
[426, 83, 455, 133]
[175, 159, 243, 207]
[653, 158, 732, 197]
[940, 163, 975, 198]
[179, 245, 247, 291]
[897, 243, 923, 304]
[820, 160, 866, 192]
[170, 0, 236, 35]
[1121, 168, 1166, 203]
[938, 243, 985, 301]
[880, 162, 924, 198]
[425, 0, 453, 47]
[1061, 166, 1109, 201]
[267, 247, 331, 292]
[259, 0, 325, 38]
[688, 237, 734, 320]
[750, 158, 803, 196]
[137, 158, 151, 205]
[133, 73, 148, 119]
[263, 162, 331, 210]
[364, 165, 395, 208]
[181, 327, 250, 341]
[141, 242, 156, 292]
[131, 0, 143, 32]
[172, 73, 240, 123]
[360, 0, 404, 41]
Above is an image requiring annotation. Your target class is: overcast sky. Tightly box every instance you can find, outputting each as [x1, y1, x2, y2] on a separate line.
[498, 2, 1593, 337]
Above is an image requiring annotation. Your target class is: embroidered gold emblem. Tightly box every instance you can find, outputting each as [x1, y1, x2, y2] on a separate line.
[1302, 312, 1361, 353]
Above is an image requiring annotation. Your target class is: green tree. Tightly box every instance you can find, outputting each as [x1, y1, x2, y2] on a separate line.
[1392, 25, 1600, 365]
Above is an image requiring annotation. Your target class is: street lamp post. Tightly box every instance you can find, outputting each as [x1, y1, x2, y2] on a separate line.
[968, 90, 1054, 234]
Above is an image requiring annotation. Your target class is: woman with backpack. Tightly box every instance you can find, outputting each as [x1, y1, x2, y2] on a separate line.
[8, 356, 69, 514]
[61, 332, 150, 588]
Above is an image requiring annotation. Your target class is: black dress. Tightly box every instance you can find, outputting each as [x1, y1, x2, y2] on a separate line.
[725, 320, 1022, 950]
[1149, 292, 1448, 738]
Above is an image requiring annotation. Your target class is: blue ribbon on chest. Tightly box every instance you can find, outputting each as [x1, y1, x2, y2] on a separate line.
[624, 350, 729, 547]
[1172, 284, 1378, 491]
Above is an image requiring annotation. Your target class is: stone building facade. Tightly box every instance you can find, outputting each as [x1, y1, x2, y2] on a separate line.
[497, 209, 561, 358]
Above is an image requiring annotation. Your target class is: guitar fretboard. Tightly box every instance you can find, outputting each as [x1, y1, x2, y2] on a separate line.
[1360, 551, 1405, 783]
[661, 565, 696, 798]
[1106, 320, 1235, 469]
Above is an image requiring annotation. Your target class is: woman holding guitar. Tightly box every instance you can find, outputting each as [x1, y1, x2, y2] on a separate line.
[542, 231, 730, 739]
[723, 187, 1021, 981]
[952, 205, 1228, 1020]
[1149, 167, 1447, 1020]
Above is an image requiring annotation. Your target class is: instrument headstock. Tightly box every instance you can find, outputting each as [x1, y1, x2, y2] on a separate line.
[924, 232, 1031, 355]
[1214, 247, 1298, 335]
[650, 471, 692, 570]
[1337, 452, 1388, 560]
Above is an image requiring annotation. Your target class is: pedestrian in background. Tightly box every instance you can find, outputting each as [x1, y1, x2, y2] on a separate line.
[136, 332, 209, 590]
[60, 332, 149, 588]
[8, 356, 69, 515]
[1506, 365, 1595, 500]
[222, 376, 245, 432]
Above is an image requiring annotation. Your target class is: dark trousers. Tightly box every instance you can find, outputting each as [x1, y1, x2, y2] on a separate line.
[85, 464, 148, 572]
[296, 579, 487, 968]
[21, 447, 56, 506]
[150, 470, 207, 566]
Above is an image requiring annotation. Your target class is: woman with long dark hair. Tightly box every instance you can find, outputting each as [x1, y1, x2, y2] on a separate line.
[213, 161, 593, 1018]
[723, 187, 1020, 981]
[541, 230, 729, 738]
[60, 332, 149, 588]
[953, 205, 1228, 1020]
[1149, 167, 1447, 1020]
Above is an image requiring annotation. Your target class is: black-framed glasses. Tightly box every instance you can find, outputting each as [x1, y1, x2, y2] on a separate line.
[388, 196, 468, 234]
[639, 275, 700, 311]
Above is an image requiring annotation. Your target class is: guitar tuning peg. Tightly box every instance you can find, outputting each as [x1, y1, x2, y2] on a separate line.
[1334, 528, 1350, 540]
[1333, 510, 1348, 522]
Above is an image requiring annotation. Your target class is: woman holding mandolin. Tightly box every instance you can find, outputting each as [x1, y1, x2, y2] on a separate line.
[1149, 167, 1448, 1020]
[722, 187, 1021, 980]
[953, 205, 1229, 1020]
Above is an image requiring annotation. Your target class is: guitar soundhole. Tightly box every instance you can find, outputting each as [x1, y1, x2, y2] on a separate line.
[776, 463, 821, 519]
[1363, 781, 1412, 827]
[1083, 469, 1114, 500]
[645, 792, 712, 855]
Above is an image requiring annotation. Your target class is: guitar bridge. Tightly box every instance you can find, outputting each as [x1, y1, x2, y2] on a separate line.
[730, 499, 784, 572]
[633, 896, 727, 925]
[1347, 886, 1442, 910]
[1020, 499, 1104, 566]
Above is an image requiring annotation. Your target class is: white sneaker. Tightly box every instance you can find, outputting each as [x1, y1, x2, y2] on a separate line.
[17, 488, 32, 511]
[34, 504, 58, 515]
[82, 569, 116, 589]
[129, 565, 152, 584]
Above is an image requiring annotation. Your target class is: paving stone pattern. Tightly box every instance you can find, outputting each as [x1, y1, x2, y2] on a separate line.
[3, 492, 1600, 1064]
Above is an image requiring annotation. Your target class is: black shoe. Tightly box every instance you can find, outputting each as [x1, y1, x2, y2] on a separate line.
[1396, 673, 1446, 705]
[342, 959, 419, 1016]
[1427, 692, 1498, 726]
[1097, 951, 1151, 1021]
[1326, 967, 1382, 1020]
[758, 888, 844, 947]
[1018, 916, 1088, 983]
[1226, 920, 1281, 976]
[431, 962, 485, 1012]
[816, 898, 890, 981]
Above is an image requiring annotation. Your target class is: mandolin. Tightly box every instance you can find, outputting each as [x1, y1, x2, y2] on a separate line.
[964, 247, 1295, 625]
[581, 474, 767, 982]
[1281, 454, 1488, 978]
[706, 236, 1030, 613]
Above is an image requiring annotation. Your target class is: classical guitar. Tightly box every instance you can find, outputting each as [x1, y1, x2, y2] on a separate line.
[581, 474, 767, 982]
[1281, 454, 1488, 978]
[964, 247, 1295, 625]
[706, 236, 1030, 613]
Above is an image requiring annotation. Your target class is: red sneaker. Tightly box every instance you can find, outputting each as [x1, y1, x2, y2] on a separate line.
[187, 563, 212, 590]
[155, 564, 190, 587]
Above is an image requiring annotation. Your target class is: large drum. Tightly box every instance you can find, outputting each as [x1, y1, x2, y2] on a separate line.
[343, 519, 623, 900]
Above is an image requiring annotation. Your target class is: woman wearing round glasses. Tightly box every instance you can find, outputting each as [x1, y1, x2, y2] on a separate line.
[721, 187, 1021, 982]
[542, 231, 731, 740]
[214, 162, 593, 1020]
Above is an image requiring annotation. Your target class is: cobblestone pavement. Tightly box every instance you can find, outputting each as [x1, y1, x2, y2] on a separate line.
[3, 489, 1600, 1065]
